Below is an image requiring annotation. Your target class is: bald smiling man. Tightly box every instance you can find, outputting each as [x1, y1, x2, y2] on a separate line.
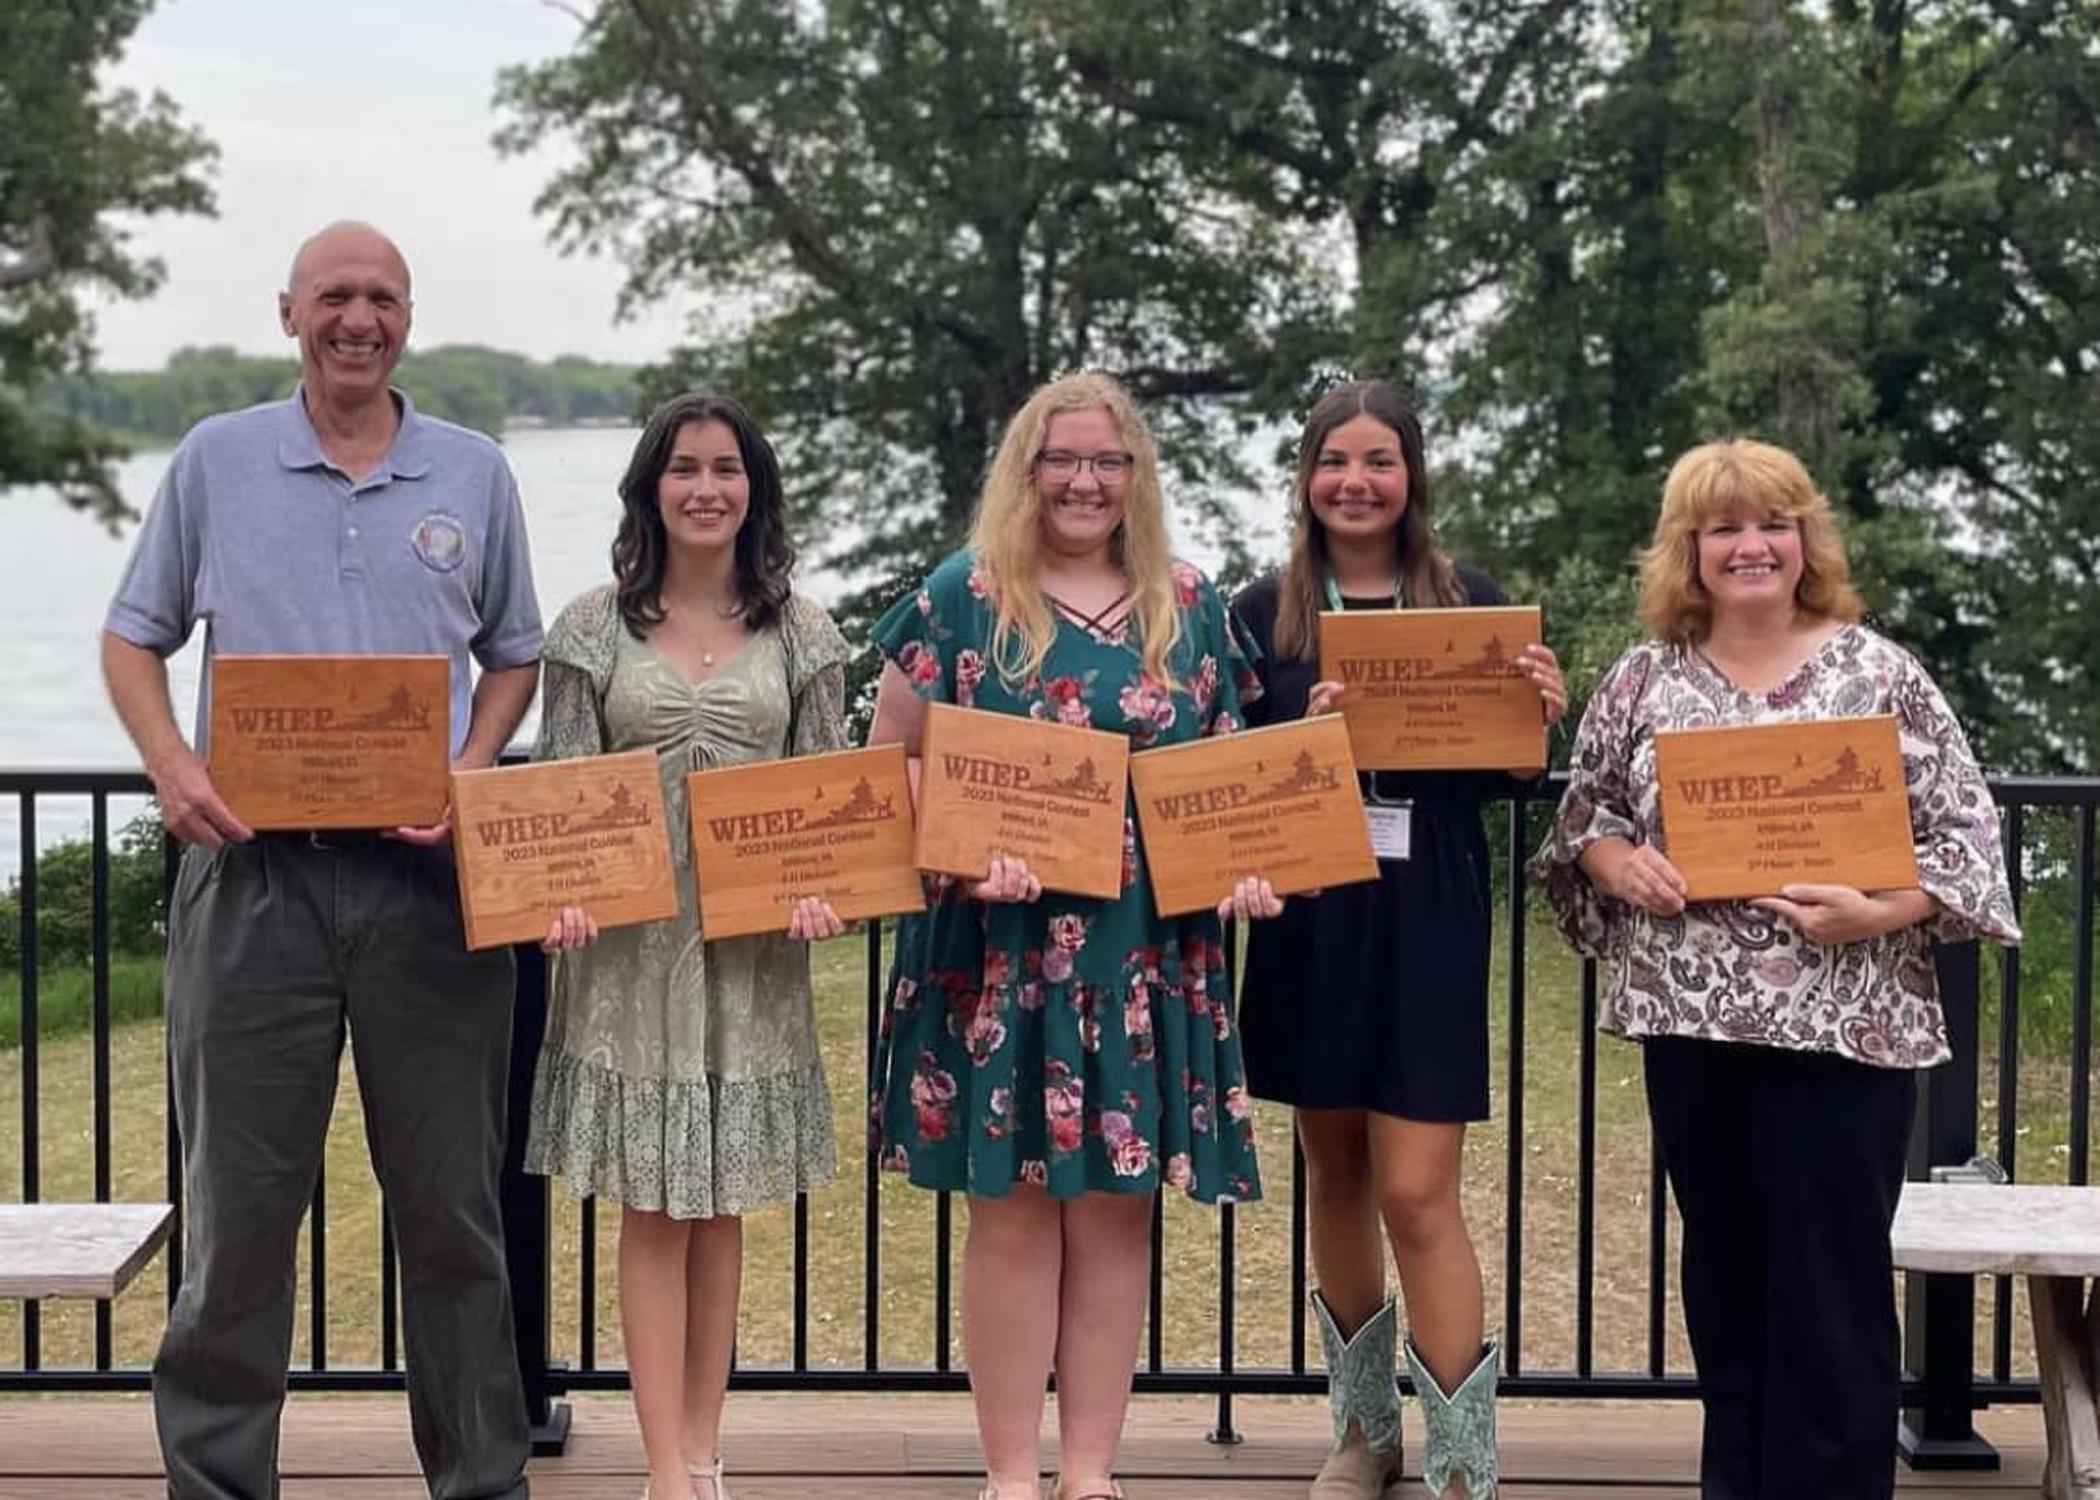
[101, 222, 542, 1500]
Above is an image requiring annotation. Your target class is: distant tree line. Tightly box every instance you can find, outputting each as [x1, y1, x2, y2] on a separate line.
[499, 0, 2099, 773]
[34, 343, 643, 447]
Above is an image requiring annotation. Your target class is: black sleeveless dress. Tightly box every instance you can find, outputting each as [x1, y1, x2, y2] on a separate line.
[1230, 566, 1520, 1121]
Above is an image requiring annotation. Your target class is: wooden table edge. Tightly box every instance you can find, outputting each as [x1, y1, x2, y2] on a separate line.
[0, 1202, 174, 1301]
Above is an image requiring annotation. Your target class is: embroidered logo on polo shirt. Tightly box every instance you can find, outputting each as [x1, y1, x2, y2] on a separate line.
[409, 512, 467, 573]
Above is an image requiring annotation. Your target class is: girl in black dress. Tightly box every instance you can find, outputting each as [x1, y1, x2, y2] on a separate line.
[1232, 381, 1566, 1500]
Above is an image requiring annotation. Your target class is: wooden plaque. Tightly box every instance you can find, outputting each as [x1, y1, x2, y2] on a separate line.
[1653, 714, 1918, 901]
[1130, 716, 1379, 917]
[1318, 606, 1547, 771]
[208, 655, 450, 828]
[915, 703, 1130, 900]
[687, 744, 925, 940]
[451, 750, 680, 950]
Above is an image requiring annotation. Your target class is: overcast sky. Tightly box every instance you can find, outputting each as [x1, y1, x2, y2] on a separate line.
[94, 0, 683, 368]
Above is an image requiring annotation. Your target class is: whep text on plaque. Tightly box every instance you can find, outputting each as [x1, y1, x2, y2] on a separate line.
[915, 703, 1130, 901]
[208, 655, 450, 829]
[451, 750, 681, 950]
[688, 745, 925, 940]
[1653, 714, 1918, 902]
[1130, 715, 1378, 917]
[1318, 606, 1546, 771]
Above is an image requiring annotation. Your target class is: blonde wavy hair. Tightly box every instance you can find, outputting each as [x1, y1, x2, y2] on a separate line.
[967, 371, 1183, 689]
[1638, 438, 1863, 643]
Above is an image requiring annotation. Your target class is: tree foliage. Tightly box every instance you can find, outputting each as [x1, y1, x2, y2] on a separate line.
[504, 0, 2100, 769]
[1067, 0, 2100, 769]
[1044, 0, 1738, 724]
[0, 813, 167, 974]
[0, 0, 216, 522]
[494, 0, 1336, 662]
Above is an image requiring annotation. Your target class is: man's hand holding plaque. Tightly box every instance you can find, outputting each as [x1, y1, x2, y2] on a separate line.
[147, 740, 253, 849]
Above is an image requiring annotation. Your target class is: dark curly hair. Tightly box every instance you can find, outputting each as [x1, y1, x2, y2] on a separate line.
[612, 392, 794, 638]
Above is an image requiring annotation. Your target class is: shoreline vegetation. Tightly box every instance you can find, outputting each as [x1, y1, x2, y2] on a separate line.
[31, 345, 642, 448]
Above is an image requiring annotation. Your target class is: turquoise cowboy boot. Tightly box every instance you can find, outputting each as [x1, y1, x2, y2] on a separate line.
[1310, 1290, 1403, 1499]
[1405, 1336, 1498, 1500]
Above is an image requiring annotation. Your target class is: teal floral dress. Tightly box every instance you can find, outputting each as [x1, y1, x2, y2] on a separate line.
[870, 549, 1266, 1205]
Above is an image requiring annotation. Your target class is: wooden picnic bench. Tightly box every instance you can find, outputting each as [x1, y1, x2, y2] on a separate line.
[1894, 1182, 2100, 1500]
[0, 1202, 173, 1300]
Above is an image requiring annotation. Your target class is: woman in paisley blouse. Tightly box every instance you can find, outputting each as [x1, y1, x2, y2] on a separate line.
[866, 371, 1278, 1500]
[1531, 438, 2019, 1500]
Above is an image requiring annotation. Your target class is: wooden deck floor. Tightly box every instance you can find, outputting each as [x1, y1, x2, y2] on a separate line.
[0, 1391, 2053, 1496]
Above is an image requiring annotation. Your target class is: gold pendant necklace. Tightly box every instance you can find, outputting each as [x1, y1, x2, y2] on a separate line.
[668, 595, 735, 673]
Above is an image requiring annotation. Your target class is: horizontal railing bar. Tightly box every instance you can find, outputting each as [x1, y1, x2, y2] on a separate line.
[0, 770, 154, 793]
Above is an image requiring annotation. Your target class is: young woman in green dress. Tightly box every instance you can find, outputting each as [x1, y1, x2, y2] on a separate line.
[866, 371, 1282, 1500]
[528, 393, 850, 1500]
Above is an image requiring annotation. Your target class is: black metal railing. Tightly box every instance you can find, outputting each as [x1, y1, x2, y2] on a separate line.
[4, 769, 2095, 1467]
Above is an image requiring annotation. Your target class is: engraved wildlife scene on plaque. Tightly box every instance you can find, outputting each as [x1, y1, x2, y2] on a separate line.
[1653, 714, 1918, 902]
[1130, 715, 1378, 916]
[1318, 606, 1546, 771]
[914, 703, 1130, 901]
[687, 744, 925, 941]
[207, 654, 451, 829]
[451, 749, 680, 950]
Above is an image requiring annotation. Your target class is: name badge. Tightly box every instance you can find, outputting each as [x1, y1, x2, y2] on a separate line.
[1365, 801, 1413, 862]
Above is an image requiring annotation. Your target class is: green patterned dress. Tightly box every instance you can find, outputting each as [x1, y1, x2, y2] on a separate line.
[869, 550, 1266, 1204]
[525, 583, 848, 1219]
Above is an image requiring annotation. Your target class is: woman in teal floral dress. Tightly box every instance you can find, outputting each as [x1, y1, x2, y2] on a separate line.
[868, 372, 1274, 1500]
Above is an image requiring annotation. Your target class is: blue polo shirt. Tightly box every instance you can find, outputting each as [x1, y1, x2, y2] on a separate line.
[105, 389, 543, 756]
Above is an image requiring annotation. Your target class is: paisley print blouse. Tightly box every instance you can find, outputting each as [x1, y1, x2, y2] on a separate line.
[1529, 624, 2020, 1068]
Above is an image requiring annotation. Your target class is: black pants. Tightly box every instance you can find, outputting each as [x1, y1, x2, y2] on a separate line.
[154, 837, 530, 1500]
[1642, 1036, 1917, 1500]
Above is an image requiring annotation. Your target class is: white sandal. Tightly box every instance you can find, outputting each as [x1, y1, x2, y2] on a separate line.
[688, 1456, 728, 1499]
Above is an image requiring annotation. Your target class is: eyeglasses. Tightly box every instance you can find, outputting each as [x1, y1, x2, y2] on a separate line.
[1035, 449, 1134, 483]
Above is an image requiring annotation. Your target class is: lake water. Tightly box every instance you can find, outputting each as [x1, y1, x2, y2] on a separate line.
[0, 425, 1279, 876]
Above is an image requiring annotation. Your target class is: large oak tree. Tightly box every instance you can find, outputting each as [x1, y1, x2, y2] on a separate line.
[1, 0, 215, 522]
[497, 0, 1333, 647]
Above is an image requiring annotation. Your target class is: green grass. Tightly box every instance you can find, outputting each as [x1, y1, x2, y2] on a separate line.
[0, 957, 164, 1048]
[1, 911, 2090, 1389]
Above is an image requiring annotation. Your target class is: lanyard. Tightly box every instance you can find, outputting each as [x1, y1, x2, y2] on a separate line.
[1322, 568, 1404, 610]
[1321, 568, 1409, 803]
